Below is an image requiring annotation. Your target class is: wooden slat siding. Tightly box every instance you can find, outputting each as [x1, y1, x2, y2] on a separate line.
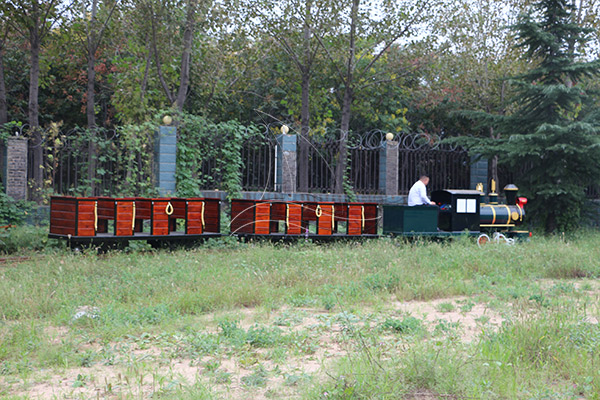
[134, 198, 152, 219]
[186, 200, 204, 234]
[317, 204, 334, 235]
[203, 198, 220, 233]
[50, 197, 77, 235]
[254, 202, 271, 234]
[286, 203, 302, 235]
[115, 200, 134, 236]
[301, 203, 318, 221]
[347, 205, 363, 235]
[230, 200, 255, 234]
[77, 200, 96, 237]
[269, 202, 286, 233]
[95, 198, 114, 233]
[133, 198, 151, 233]
[363, 204, 378, 234]
[152, 200, 170, 235]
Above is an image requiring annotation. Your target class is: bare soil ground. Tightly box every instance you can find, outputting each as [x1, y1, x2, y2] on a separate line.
[2, 295, 510, 399]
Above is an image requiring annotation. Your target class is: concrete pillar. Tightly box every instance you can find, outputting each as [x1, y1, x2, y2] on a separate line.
[154, 126, 177, 196]
[379, 140, 399, 195]
[275, 134, 297, 193]
[470, 156, 488, 193]
[4, 137, 28, 200]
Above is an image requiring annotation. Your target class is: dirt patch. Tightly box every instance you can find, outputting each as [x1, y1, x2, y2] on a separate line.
[2, 296, 509, 399]
[393, 296, 504, 342]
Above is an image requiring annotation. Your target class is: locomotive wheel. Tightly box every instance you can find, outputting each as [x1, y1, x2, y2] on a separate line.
[477, 234, 490, 247]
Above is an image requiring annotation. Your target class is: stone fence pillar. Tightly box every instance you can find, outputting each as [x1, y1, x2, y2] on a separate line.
[275, 134, 297, 193]
[4, 137, 28, 200]
[154, 125, 177, 196]
[379, 140, 399, 195]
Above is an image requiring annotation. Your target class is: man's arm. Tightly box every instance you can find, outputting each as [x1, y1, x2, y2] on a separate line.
[418, 184, 433, 205]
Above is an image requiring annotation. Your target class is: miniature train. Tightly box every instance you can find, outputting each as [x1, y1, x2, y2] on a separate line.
[48, 183, 530, 249]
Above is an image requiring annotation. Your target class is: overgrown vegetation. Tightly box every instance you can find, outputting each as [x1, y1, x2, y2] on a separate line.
[1, 234, 600, 398]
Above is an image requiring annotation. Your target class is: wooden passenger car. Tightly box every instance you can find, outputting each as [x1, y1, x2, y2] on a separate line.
[229, 199, 378, 239]
[49, 196, 221, 248]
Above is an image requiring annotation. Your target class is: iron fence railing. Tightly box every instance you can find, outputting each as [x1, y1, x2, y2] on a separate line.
[9, 122, 486, 199]
[241, 126, 275, 192]
[396, 132, 470, 194]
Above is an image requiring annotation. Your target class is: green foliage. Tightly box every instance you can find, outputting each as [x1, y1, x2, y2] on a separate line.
[0, 192, 30, 226]
[459, 0, 600, 232]
[0, 226, 49, 254]
[176, 111, 261, 199]
[382, 316, 424, 335]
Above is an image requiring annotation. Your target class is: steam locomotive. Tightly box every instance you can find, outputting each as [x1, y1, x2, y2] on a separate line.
[48, 181, 530, 249]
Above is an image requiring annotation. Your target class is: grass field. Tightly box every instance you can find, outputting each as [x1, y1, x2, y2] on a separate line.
[1, 232, 600, 399]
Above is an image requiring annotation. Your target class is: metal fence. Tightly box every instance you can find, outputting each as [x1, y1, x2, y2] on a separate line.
[396, 132, 470, 194]
[300, 129, 383, 194]
[26, 126, 154, 198]
[15, 122, 474, 198]
[241, 126, 276, 192]
[196, 125, 276, 192]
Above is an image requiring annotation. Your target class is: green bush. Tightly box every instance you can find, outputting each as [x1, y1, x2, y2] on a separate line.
[0, 226, 50, 254]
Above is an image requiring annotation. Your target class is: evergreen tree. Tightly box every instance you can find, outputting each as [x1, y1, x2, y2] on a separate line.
[462, 0, 600, 232]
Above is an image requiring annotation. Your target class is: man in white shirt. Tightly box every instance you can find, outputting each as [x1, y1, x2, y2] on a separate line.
[407, 175, 436, 206]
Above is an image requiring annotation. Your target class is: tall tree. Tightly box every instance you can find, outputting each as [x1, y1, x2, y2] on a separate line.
[72, 0, 119, 194]
[464, 0, 600, 232]
[1, 0, 73, 196]
[317, 0, 432, 193]
[0, 23, 8, 126]
[249, 0, 333, 192]
[145, 0, 199, 111]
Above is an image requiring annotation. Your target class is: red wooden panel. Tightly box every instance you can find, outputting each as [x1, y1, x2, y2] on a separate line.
[169, 198, 186, 219]
[51, 202, 77, 212]
[50, 197, 77, 235]
[77, 201, 96, 236]
[347, 205, 363, 235]
[96, 198, 115, 219]
[115, 200, 134, 236]
[317, 204, 334, 235]
[134, 199, 152, 219]
[187, 200, 204, 234]
[49, 227, 77, 235]
[363, 204, 378, 234]
[286, 203, 302, 235]
[152, 201, 170, 235]
[301, 203, 319, 222]
[335, 203, 348, 220]
[230, 200, 255, 234]
[270, 202, 287, 220]
[255, 202, 271, 234]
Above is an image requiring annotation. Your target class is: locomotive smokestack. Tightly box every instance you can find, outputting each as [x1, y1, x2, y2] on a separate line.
[504, 184, 519, 205]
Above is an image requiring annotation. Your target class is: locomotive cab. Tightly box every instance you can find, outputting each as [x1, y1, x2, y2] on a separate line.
[431, 189, 481, 232]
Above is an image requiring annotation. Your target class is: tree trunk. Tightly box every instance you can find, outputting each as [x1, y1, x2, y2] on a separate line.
[29, 27, 43, 198]
[0, 43, 7, 125]
[334, 0, 359, 194]
[87, 47, 98, 195]
[297, 0, 312, 193]
[335, 87, 352, 193]
[298, 70, 310, 192]
[175, 0, 197, 111]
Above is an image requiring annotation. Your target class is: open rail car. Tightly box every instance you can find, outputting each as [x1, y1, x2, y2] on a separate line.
[48, 184, 530, 249]
[49, 196, 221, 249]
